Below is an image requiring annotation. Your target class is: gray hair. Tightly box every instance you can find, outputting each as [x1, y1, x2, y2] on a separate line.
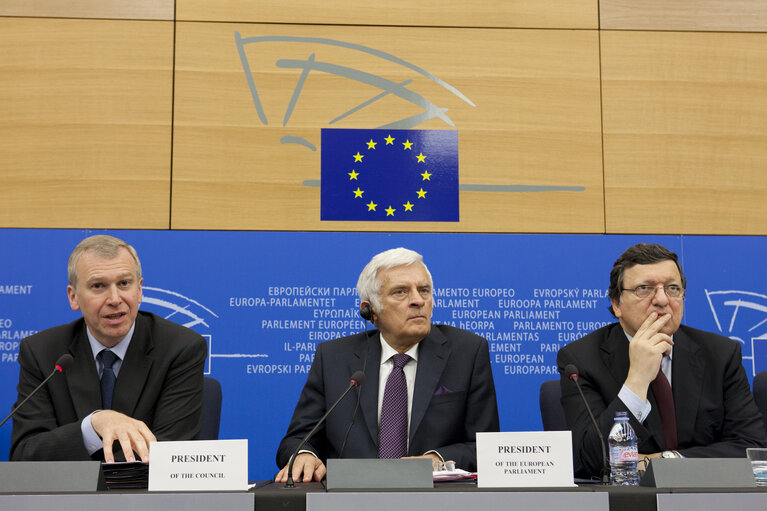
[356, 247, 433, 311]
[68, 235, 142, 287]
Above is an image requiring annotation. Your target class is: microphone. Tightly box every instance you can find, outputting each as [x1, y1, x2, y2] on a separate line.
[0, 354, 74, 428]
[340, 309, 376, 457]
[349, 371, 366, 387]
[565, 363, 610, 484]
[285, 370, 366, 488]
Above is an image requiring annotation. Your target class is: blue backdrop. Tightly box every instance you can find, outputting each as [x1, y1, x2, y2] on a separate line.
[1, 230, 765, 480]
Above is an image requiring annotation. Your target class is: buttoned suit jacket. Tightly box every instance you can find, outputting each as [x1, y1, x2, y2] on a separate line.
[276, 325, 500, 472]
[557, 322, 767, 479]
[10, 311, 207, 461]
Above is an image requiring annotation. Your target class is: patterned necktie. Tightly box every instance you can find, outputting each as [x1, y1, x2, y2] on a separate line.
[650, 363, 678, 449]
[99, 349, 119, 410]
[379, 353, 410, 459]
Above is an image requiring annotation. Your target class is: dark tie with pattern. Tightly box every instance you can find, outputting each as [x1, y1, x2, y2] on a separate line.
[99, 349, 119, 410]
[379, 353, 410, 458]
[650, 364, 677, 449]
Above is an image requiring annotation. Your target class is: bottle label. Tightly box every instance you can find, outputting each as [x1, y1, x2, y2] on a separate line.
[609, 446, 638, 463]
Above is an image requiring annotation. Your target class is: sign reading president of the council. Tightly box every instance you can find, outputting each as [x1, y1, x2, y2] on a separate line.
[321, 129, 459, 221]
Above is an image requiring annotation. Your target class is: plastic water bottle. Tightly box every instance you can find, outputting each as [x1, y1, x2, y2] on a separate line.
[608, 411, 639, 485]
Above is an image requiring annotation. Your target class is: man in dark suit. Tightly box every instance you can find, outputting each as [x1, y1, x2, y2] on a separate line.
[10, 235, 207, 462]
[557, 243, 767, 479]
[275, 248, 499, 482]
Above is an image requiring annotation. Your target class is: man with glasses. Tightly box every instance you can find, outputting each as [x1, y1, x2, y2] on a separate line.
[557, 243, 767, 479]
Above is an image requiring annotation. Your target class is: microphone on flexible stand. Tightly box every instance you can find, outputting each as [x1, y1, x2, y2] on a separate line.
[340, 305, 376, 457]
[0, 354, 74, 428]
[285, 370, 366, 488]
[565, 363, 610, 485]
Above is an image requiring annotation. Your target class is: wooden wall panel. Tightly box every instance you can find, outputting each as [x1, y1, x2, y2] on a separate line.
[177, 0, 598, 29]
[600, 0, 767, 32]
[0, 0, 173, 20]
[171, 23, 603, 232]
[0, 18, 174, 228]
[602, 31, 767, 235]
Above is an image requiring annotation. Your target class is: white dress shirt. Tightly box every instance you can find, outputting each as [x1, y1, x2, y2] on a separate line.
[377, 334, 419, 439]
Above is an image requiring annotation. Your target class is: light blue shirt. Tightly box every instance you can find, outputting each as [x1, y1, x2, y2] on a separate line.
[80, 323, 135, 455]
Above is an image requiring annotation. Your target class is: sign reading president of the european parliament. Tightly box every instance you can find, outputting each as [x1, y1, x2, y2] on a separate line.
[321, 129, 459, 221]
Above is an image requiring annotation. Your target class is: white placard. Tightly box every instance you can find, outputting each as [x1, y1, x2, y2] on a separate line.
[476, 431, 575, 487]
[148, 439, 248, 491]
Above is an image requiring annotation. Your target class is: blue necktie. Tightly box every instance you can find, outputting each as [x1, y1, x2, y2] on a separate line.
[99, 349, 119, 410]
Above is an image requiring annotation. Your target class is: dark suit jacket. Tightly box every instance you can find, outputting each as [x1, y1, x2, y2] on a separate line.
[276, 325, 499, 472]
[557, 322, 767, 478]
[10, 311, 208, 461]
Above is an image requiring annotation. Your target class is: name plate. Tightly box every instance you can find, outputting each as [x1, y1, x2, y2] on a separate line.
[149, 439, 248, 491]
[325, 458, 433, 489]
[476, 431, 575, 487]
[641, 458, 756, 488]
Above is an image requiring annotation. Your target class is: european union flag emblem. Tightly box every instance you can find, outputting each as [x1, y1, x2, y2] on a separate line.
[321, 129, 459, 221]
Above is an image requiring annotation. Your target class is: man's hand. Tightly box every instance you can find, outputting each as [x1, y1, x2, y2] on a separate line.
[403, 452, 443, 471]
[274, 452, 326, 483]
[91, 410, 156, 463]
[638, 452, 663, 472]
[625, 312, 674, 400]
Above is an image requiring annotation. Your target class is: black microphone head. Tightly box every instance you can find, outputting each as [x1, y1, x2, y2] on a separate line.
[55, 354, 74, 372]
[564, 364, 579, 381]
[350, 370, 366, 387]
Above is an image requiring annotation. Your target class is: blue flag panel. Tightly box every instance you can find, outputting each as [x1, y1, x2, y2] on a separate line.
[321, 129, 459, 221]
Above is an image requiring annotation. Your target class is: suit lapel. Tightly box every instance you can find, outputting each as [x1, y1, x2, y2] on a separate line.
[409, 328, 449, 449]
[112, 314, 153, 415]
[358, 332, 381, 449]
[66, 325, 102, 418]
[602, 326, 631, 390]
[670, 327, 704, 446]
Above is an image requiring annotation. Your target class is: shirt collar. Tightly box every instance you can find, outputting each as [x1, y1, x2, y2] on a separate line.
[87, 322, 135, 362]
[379, 333, 420, 364]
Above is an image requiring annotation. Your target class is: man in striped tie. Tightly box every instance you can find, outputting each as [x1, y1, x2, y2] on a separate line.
[276, 247, 500, 483]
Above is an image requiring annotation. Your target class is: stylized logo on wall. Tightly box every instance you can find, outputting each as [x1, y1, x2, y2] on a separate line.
[234, 33, 471, 150]
[142, 286, 218, 330]
[141, 286, 217, 374]
[233, 32, 586, 216]
[142, 287, 267, 375]
[705, 289, 767, 376]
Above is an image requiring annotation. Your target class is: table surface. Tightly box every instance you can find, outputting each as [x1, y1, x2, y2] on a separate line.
[2, 480, 767, 511]
[251, 481, 767, 511]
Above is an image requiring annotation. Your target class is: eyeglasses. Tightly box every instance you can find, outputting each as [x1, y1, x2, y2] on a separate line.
[621, 284, 685, 299]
